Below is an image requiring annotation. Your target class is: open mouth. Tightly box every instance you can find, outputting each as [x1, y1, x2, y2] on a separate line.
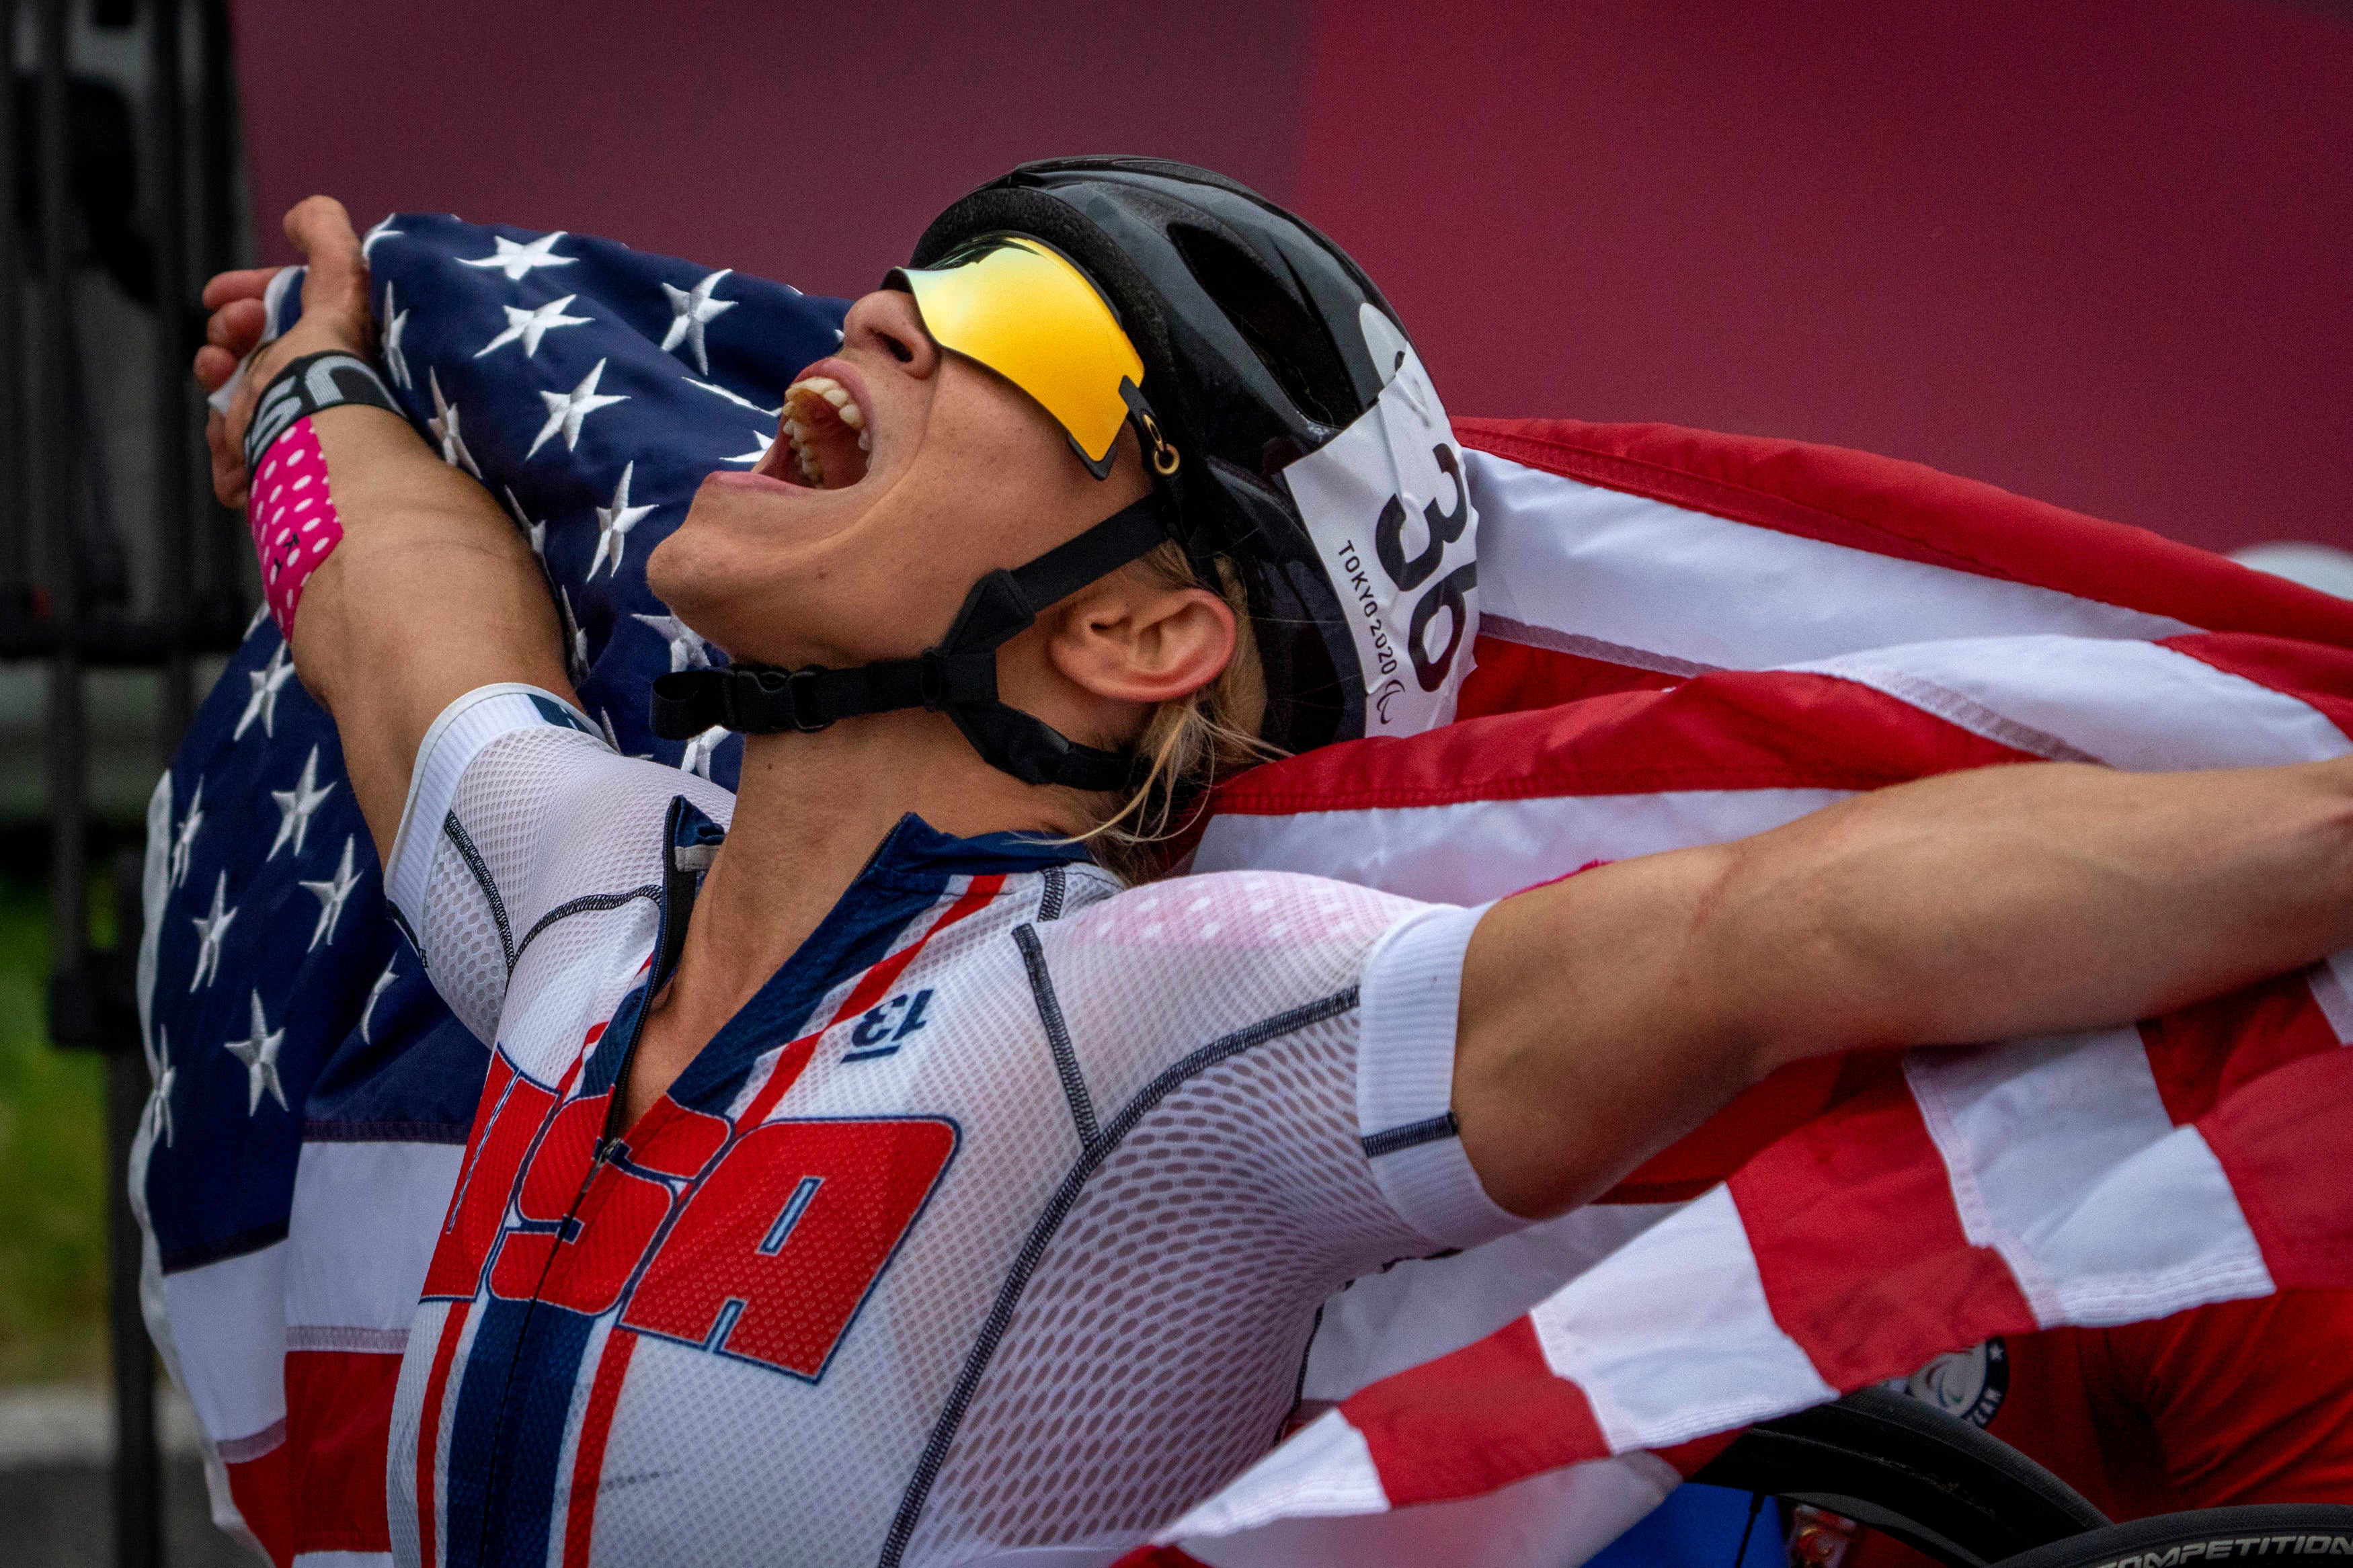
[768, 373, 871, 490]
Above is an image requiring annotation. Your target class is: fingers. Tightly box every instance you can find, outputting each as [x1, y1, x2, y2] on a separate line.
[192, 296, 267, 393]
[193, 343, 241, 393]
[207, 296, 266, 346]
[200, 266, 280, 311]
[205, 296, 266, 352]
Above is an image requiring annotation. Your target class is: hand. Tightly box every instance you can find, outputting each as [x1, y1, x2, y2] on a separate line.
[193, 196, 376, 508]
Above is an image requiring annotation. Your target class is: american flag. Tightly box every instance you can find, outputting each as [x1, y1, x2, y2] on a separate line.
[134, 218, 2353, 1565]
[133, 216, 847, 1559]
[1153, 422, 2353, 1563]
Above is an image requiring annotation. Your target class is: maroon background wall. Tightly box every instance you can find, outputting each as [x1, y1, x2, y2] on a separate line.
[230, 0, 2352, 555]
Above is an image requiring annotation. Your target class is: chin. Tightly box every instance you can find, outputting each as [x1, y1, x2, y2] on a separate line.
[644, 529, 737, 651]
[647, 524, 829, 669]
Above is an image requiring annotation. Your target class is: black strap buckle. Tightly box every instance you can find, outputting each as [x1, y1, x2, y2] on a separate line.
[651, 665, 828, 739]
[785, 667, 831, 733]
[735, 665, 830, 733]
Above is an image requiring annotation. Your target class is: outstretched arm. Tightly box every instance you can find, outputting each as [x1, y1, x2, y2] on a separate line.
[1453, 754, 2353, 1218]
[196, 198, 572, 860]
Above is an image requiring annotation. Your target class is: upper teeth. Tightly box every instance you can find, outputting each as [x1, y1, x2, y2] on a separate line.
[779, 375, 871, 489]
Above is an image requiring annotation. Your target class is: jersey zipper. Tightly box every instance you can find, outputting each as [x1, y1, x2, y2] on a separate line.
[471, 795, 712, 1562]
[596, 794, 711, 1157]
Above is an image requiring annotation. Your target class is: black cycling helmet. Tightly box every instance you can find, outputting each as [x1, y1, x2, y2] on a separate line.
[651, 157, 1479, 787]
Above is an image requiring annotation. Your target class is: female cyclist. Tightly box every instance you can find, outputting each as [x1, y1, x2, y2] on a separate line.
[196, 161, 2353, 1568]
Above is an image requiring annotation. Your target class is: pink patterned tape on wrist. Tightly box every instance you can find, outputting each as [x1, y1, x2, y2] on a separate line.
[246, 414, 344, 637]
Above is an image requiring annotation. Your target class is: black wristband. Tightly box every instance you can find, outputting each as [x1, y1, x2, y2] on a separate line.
[245, 351, 401, 472]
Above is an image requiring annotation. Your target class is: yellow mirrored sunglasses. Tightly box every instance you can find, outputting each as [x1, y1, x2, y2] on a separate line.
[888, 235, 1167, 480]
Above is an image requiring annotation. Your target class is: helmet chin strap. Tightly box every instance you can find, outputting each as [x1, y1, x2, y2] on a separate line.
[648, 491, 1171, 792]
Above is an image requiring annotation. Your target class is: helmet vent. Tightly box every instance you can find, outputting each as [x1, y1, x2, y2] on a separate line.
[1167, 222, 1355, 431]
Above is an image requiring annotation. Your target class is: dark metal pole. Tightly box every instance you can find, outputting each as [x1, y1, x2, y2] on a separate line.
[118, 3, 188, 1554]
[195, 0, 239, 606]
[34, 6, 161, 1565]
[0, 4, 24, 603]
[37, 0, 79, 973]
[153, 0, 188, 738]
[195, 0, 230, 278]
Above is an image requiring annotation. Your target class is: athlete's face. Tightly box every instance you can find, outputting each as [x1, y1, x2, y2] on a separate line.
[649, 286, 1185, 683]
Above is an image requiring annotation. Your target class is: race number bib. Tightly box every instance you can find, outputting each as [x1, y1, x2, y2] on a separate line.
[1281, 304, 1479, 739]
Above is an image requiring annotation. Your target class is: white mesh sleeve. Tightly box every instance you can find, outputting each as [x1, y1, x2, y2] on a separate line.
[1357, 900, 1523, 1248]
[383, 683, 731, 1042]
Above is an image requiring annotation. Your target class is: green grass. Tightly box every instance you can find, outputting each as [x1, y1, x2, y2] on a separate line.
[0, 866, 109, 1384]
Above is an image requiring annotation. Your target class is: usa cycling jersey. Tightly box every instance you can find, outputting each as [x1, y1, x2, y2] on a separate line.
[376, 684, 1523, 1568]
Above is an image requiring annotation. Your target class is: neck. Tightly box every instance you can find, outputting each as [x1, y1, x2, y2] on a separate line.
[667, 708, 1082, 1038]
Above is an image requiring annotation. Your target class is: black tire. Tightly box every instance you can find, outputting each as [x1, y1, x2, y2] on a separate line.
[1692, 1386, 2109, 1567]
[1989, 1505, 2353, 1568]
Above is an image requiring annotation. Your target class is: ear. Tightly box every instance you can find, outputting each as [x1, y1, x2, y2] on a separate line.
[1043, 567, 1237, 706]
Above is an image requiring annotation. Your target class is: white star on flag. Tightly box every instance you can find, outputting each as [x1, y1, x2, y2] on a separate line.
[223, 989, 288, 1115]
[684, 378, 781, 419]
[660, 269, 736, 376]
[360, 216, 403, 261]
[143, 1016, 167, 1083]
[632, 610, 711, 672]
[268, 745, 336, 860]
[299, 835, 364, 950]
[168, 776, 204, 889]
[233, 641, 296, 741]
[428, 368, 481, 477]
[587, 461, 655, 579]
[244, 600, 272, 639]
[381, 281, 413, 390]
[721, 429, 772, 466]
[188, 871, 236, 992]
[559, 585, 592, 674]
[528, 358, 627, 459]
[504, 486, 547, 561]
[476, 294, 592, 360]
[360, 959, 398, 1046]
[678, 724, 730, 780]
[147, 1030, 175, 1149]
[458, 230, 575, 282]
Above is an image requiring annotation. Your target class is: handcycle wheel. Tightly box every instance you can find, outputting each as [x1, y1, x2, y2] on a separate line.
[1989, 1505, 2353, 1568]
[1691, 1385, 2109, 1567]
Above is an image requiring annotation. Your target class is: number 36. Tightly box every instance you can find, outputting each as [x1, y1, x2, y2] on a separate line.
[1373, 444, 1477, 693]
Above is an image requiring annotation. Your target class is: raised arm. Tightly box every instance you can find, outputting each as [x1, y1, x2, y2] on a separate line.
[1453, 754, 2353, 1218]
[196, 198, 572, 860]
